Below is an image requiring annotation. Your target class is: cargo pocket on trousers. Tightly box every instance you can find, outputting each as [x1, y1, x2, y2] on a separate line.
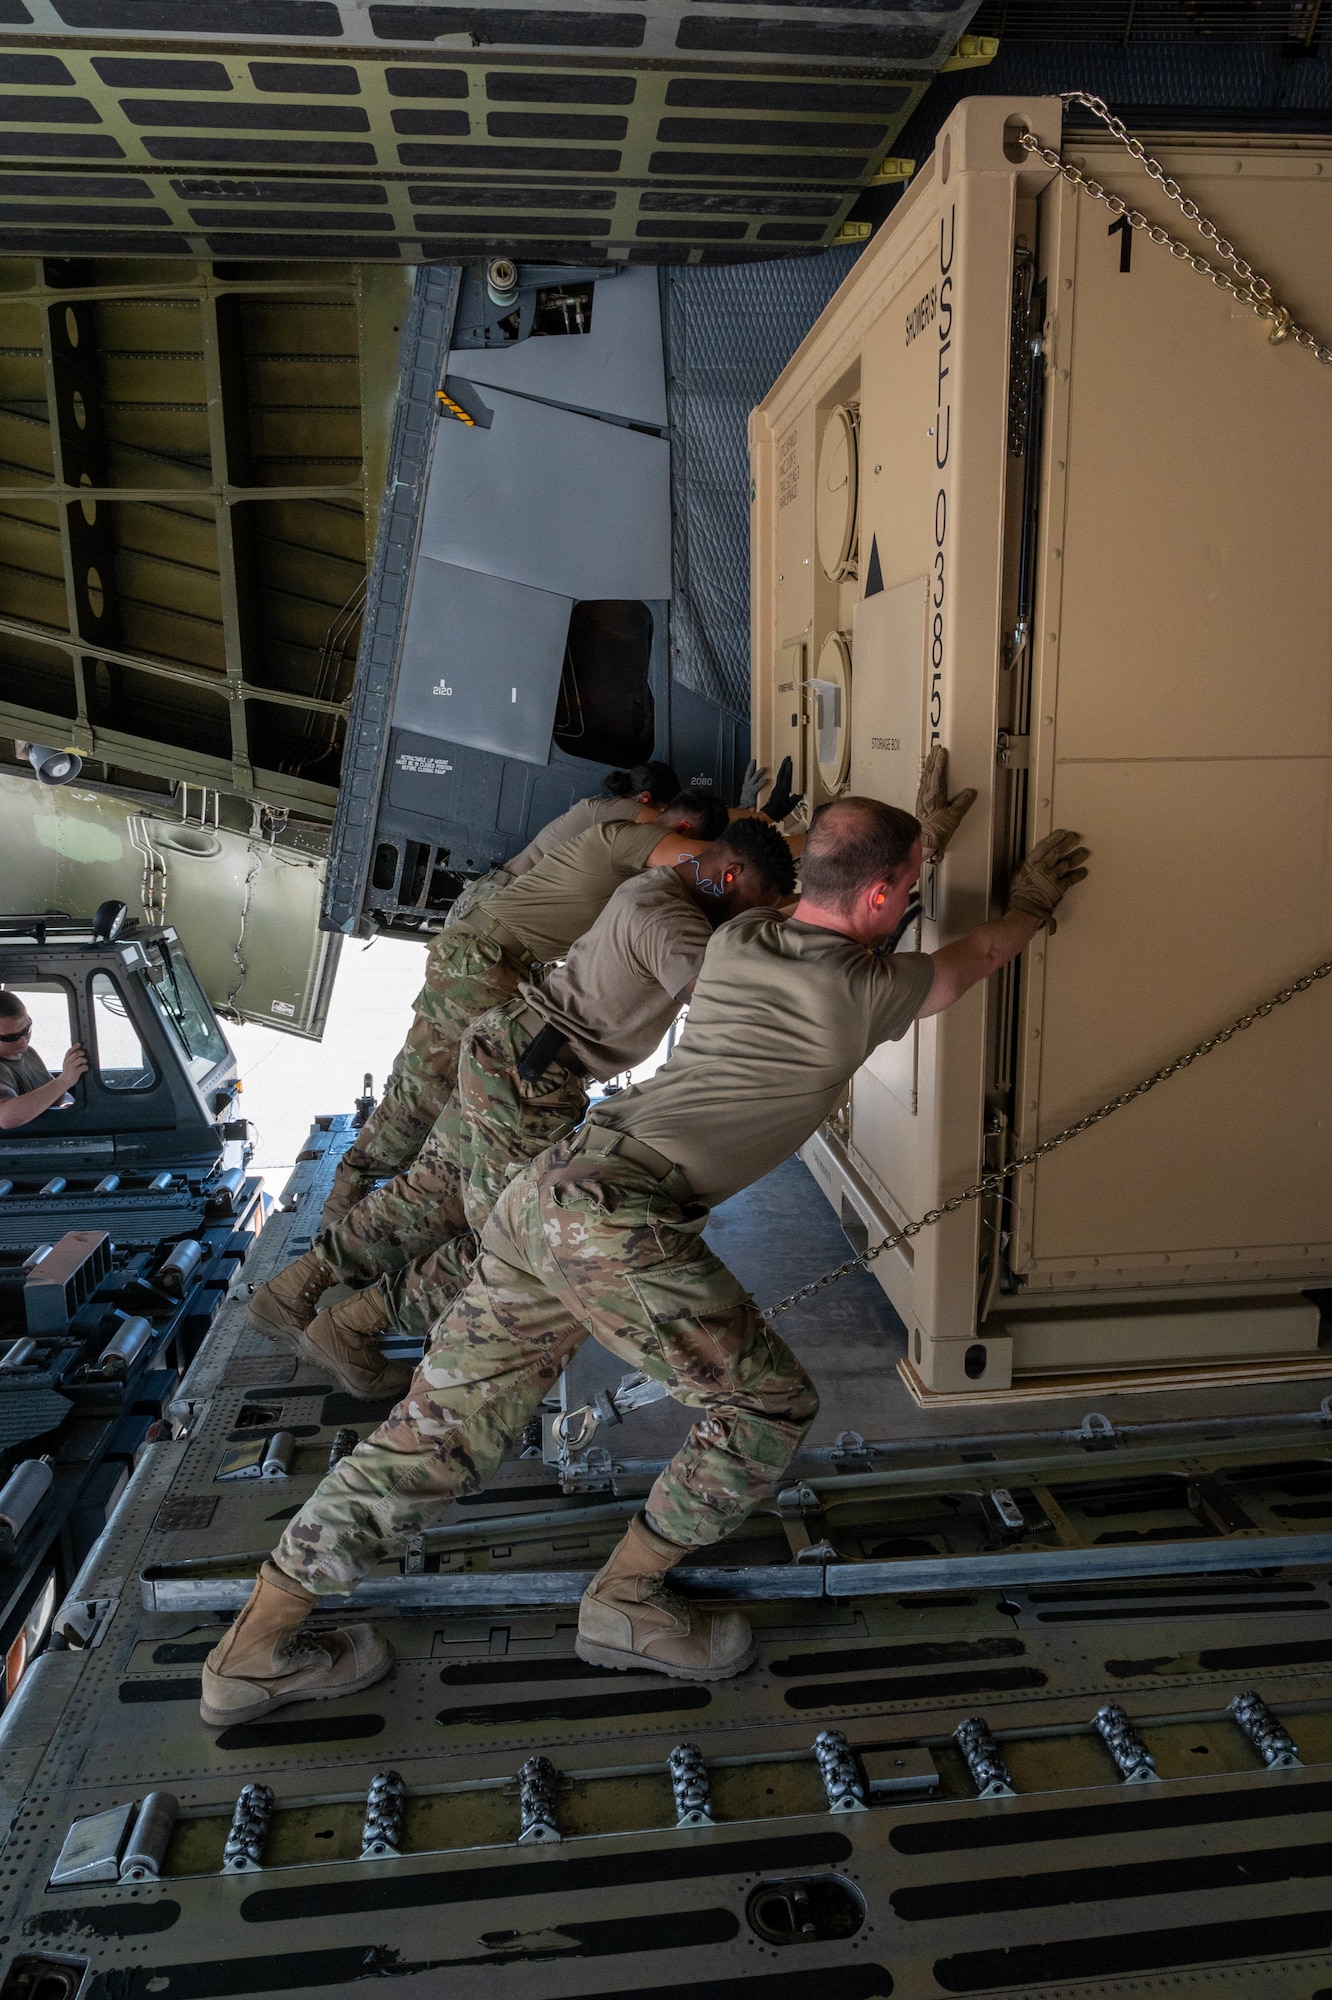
[625, 1264, 761, 1399]
[624, 1256, 748, 1336]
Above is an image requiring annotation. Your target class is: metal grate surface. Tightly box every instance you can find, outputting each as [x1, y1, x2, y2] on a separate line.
[0, 1383, 71, 1451]
[219, 1355, 299, 1387]
[970, 0, 1329, 42]
[153, 1494, 218, 1532]
[665, 246, 859, 717]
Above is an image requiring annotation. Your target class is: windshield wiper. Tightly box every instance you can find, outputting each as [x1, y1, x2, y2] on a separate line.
[156, 938, 194, 1058]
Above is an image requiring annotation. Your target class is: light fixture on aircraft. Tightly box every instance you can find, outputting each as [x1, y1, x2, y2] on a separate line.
[486, 257, 519, 309]
[21, 740, 83, 785]
[91, 900, 127, 943]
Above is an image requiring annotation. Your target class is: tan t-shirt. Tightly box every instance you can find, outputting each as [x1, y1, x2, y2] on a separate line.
[0, 1047, 51, 1101]
[589, 912, 935, 1208]
[461, 818, 668, 965]
[506, 794, 640, 877]
[521, 867, 710, 1081]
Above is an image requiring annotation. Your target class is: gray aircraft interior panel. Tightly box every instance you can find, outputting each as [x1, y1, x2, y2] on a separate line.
[670, 679, 748, 802]
[420, 386, 672, 602]
[393, 560, 573, 767]
[446, 267, 669, 429]
[383, 733, 511, 874]
[385, 732, 467, 821]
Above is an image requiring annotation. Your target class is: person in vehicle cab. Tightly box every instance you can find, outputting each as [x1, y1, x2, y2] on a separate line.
[0, 990, 87, 1131]
[201, 772, 1089, 1727]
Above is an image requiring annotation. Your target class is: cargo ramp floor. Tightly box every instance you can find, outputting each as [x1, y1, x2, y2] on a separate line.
[2, 1124, 1331, 2000]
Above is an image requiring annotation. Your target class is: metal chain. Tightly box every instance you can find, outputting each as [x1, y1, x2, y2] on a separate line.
[1018, 91, 1332, 365]
[764, 953, 1332, 1318]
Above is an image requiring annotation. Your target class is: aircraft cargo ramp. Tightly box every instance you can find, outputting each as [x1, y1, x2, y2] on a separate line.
[4, 1125, 1332, 1999]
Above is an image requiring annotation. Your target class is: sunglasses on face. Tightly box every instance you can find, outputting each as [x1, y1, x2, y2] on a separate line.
[0, 1025, 32, 1043]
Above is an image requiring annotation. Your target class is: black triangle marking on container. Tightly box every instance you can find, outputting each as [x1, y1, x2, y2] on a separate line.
[864, 534, 884, 597]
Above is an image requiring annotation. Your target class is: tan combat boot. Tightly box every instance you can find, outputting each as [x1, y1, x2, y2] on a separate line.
[200, 1560, 393, 1727]
[247, 1249, 336, 1340]
[576, 1514, 756, 1681]
[299, 1284, 414, 1402]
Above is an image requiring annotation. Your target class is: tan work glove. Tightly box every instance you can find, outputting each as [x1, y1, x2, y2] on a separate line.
[1008, 829, 1090, 934]
[915, 745, 978, 859]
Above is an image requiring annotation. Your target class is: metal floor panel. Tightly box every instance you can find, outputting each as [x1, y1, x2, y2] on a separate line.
[3, 1133, 1332, 1999]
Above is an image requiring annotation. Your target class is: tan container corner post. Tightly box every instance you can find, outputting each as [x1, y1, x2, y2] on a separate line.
[750, 95, 1332, 1399]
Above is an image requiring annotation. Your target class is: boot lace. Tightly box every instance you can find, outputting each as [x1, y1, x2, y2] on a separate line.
[640, 1575, 694, 1626]
[276, 1627, 332, 1670]
[300, 1269, 329, 1309]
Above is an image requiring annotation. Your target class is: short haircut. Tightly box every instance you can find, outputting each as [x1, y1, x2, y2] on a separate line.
[800, 796, 921, 911]
[604, 760, 681, 804]
[712, 816, 796, 898]
[0, 990, 29, 1021]
[665, 787, 730, 842]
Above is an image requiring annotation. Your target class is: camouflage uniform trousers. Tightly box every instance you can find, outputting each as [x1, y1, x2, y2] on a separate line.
[322, 926, 528, 1224]
[379, 996, 592, 1338]
[321, 996, 586, 1309]
[274, 1126, 818, 1594]
[320, 1069, 472, 1292]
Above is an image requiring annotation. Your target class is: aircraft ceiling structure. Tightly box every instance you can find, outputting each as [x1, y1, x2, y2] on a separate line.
[0, 3, 990, 265]
[0, 257, 410, 819]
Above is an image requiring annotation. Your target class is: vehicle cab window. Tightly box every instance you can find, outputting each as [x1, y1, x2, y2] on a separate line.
[91, 971, 155, 1091]
[142, 942, 230, 1083]
[0, 979, 76, 1106]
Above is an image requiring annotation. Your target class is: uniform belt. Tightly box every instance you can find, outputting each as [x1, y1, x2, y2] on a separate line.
[453, 909, 541, 974]
[513, 999, 552, 1040]
[574, 1122, 687, 1187]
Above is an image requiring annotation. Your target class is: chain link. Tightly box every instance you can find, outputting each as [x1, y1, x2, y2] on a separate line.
[764, 954, 1332, 1318]
[1018, 91, 1332, 365]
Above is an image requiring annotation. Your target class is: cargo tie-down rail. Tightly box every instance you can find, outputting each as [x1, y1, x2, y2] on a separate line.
[139, 1527, 1332, 1614]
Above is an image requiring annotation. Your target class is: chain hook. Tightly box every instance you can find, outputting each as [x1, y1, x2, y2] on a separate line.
[552, 1404, 599, 1451]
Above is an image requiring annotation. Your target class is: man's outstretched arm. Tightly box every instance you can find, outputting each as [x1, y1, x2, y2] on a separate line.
[917, 830, 1090, 1020]
[0, 1045, 87, 1130]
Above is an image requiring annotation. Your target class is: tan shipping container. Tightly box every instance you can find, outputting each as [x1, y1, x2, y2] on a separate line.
[749, 95, 1332, 1399]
